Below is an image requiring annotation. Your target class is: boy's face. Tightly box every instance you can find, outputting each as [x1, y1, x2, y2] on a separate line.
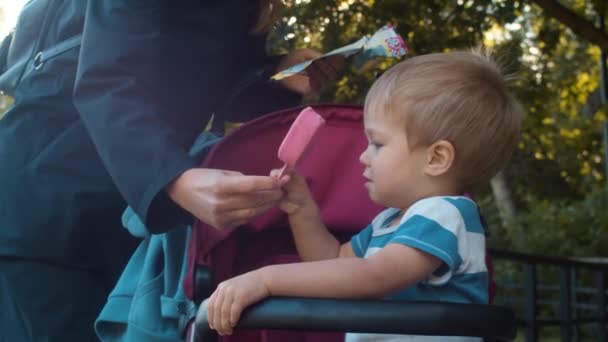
[359, 111, 429, 210]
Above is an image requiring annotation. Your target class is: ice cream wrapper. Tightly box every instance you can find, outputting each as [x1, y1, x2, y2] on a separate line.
[271, 25, 407, 81]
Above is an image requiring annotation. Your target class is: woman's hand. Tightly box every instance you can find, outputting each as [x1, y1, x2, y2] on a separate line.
[206, 271, 269, 336]
[167, 168, 284, 229]
[276, 48, 345, 96]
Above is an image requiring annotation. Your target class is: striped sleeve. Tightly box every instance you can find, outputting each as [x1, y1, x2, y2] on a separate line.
[388, 198, 465, 272]
[350, 224, 374, 257]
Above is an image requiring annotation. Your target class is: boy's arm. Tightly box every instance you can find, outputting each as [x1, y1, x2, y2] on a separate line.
[276, 171, 347, 260]
[287, 207, 344, 260]
[261, 243, 441, 298]
[285, 196, 359, 260]
[206, 243, 441, 335]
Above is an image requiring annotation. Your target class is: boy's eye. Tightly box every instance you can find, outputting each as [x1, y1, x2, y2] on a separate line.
[370, 142, 383, 149]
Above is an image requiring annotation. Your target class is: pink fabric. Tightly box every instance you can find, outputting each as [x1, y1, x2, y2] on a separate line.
[184, 105, 384, 342]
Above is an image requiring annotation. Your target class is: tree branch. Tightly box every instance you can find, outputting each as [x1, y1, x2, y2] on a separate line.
[531, 0, 608, 50]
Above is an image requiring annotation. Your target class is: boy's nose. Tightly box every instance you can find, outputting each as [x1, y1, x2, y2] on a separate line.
[359, 148, 369, 165]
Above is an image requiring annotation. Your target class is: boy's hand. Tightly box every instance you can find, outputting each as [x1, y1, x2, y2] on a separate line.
[206, 271, 269, 336]
[270, 169, 317, 216]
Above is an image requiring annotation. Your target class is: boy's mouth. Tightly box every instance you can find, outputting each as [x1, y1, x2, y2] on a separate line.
[363, 174, 372, 189]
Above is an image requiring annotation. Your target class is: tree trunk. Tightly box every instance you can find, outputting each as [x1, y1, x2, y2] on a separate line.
[490, 170, 517, 228]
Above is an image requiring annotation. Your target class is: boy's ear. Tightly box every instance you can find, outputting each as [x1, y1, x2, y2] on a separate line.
[424, 140, 455, 176]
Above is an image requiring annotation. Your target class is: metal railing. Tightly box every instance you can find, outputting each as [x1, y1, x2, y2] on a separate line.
[490, 248, 608, 341]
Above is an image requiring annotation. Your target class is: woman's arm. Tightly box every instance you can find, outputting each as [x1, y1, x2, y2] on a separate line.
[74, 0, 284, 232]
[74, 0, 198, 232]
[220, 50, 343, 124]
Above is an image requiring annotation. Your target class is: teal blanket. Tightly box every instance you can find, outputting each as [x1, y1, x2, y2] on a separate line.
[96, 132, 220, 342]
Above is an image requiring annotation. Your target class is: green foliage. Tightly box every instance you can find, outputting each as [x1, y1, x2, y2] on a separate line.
[268, 0, 608, 257]
[506, 188, 608, 256]
[270, 0, 524, 104]
[482, 186, 608, 256]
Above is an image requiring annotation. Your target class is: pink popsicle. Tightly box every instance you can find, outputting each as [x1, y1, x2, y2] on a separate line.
[277, 107, 326, 178]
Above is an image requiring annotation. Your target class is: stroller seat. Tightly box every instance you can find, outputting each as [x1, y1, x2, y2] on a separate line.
[183, 105, 515, 341]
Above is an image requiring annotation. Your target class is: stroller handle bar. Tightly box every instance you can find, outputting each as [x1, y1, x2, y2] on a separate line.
[193, 297, 517, 341]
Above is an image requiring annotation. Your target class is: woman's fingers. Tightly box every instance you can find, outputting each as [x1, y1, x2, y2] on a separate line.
[218, 174, 283, 194]
[327, 55, 346, 70]
[269, 168, 291, 185]
[171, 168, 311, 229]
[310, 60, 336, 82]
[197, 173, 285, 228]
[223, 199, 280, 229]
[205, 190, 282, 229]
[308, 55, 345, 92]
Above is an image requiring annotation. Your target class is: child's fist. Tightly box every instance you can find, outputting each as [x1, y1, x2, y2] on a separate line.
[206, 271, 270, 336]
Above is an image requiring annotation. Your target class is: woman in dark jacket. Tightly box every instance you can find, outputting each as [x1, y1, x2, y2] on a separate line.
[0, 0, 337, 340]
[74, 0, 336, 234]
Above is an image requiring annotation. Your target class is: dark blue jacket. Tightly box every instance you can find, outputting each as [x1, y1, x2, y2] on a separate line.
[74, 0, 299, 234]
[0, 1, 137, 284]
[0, 0, 298, 280]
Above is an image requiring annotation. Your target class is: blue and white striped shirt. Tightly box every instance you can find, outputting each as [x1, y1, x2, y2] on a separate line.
[347, 196, 488, 342]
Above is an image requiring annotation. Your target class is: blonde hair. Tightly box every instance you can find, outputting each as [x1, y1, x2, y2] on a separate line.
[364, 49, 524, 189]
[253, 0, 287, 33]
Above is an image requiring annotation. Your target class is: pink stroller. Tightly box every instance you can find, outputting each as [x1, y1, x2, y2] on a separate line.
[182, 105, 514, 341]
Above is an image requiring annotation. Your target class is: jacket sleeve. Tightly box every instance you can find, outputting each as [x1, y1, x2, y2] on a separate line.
[74, 0, 202, 233]
[0, 32, 12, 75]
[74, 0, 301, 233]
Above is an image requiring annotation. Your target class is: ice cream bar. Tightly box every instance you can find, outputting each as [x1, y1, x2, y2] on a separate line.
[277, 107, 325, 178]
